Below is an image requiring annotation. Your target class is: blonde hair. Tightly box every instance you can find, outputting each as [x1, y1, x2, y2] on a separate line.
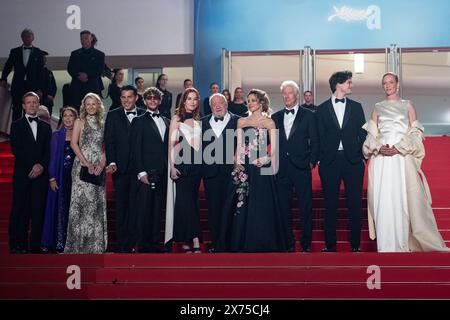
[80, 92, 105, 128]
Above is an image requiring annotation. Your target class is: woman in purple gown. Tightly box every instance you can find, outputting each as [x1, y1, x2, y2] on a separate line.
[41, 107, 78, 252]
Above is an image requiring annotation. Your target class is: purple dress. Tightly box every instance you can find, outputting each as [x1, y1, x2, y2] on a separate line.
[41, 128, 75, 252]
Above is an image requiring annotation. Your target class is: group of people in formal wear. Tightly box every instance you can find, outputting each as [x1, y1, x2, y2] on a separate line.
[3, 29, 448, 255]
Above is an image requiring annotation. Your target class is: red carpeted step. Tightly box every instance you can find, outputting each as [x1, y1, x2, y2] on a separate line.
[84, 282, 450, 299]
[94, 265, 450, 283]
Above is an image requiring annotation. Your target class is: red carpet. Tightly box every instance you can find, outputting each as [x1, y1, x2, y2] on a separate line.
[0, 138, 450, 299]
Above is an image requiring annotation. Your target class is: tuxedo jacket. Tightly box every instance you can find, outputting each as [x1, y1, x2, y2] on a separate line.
[130, 112, 170, 177]
[42, 68, 57, 99]
[67, 47, 105, 93]
[10, 116, 52, 177]
[1, 46, 46, 95]
[316, 98, 366, 165]
[104, 107, 146, 174]
[272, 107, 319, 177]
[201, 112, 239, 179]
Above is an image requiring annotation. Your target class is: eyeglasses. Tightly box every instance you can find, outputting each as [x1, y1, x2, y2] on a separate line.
[145, 95, 161, 100]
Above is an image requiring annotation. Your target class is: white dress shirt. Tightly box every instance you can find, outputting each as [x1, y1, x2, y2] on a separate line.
[209, 112, 231, 137]
[283, 105, 299, 139]
[25, 114, 38, 140]
[23, 46, 32, 80]
[124, 108, 138, 123]
[331, 95, 346, 150]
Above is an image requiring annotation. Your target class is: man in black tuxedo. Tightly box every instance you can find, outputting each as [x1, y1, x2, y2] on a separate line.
[272, 81, 319, 253]
[300, 90, 318, 112]
[316, 71, 366, 252]
[131, 87, 169, 253]
[201, 93, 239, 252]
[40, 53, 57, 116]
[1, 29, 46, 121]
[67, 30, 105, 109]
[202, 82, 220, 117]
[104, 85, 145, 253]
[9, 92, 52, 253]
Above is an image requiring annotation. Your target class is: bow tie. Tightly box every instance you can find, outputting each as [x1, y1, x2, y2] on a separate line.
[126, 111, 136, 116]
[335, 98, 346, 104]
[214, 116, 224, 122]
[28, 117, 37, 123]
[151, 113, 160, 118]
[23, 47, 32, 50]
[285, 109, 295, 115]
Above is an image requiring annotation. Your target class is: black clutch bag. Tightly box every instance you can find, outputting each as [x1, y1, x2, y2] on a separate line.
[79, 166, 105, 186]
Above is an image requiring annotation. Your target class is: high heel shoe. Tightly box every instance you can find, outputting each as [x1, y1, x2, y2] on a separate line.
[193, 246, 202, 254]
[182, 245, 192, 253]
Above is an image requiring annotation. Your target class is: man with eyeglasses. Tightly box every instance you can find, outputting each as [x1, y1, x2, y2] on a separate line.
[131, 87, 170, 253]
[104, 85, 145, 253]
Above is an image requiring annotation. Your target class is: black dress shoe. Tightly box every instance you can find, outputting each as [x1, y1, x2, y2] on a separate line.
[287, 246, 295, 253]
[321, 247, 337, 252]
[352, 247, 361, 252]
[301, 247, 310, 253]
[10, 247, 28, 254]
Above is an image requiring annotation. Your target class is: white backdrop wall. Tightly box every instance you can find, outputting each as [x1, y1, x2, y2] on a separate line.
[0, 0, 194, 57]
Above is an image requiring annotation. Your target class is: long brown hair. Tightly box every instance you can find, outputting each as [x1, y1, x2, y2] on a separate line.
[176, 87, 201, 122]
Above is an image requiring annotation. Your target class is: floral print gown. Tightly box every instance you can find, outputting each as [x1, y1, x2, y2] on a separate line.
[216, 126, 287, 252]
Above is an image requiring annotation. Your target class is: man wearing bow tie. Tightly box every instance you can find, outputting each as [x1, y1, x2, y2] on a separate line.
[9, 92, 52, 253]
[104, 85, 145, 252]
[316, 71, 367, 253]
[201, 93, 239, 252]
[272, 81, 319, 252]
[1, 29, 47, 121]
[130, 87, 170, 253]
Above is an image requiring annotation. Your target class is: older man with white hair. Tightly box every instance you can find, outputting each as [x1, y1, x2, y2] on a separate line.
[271, 80, 319, 252]
[201, 93, 240, 252]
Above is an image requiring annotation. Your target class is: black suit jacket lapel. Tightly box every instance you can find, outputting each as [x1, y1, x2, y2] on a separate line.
[23, 117, 36, 142]
[118, 109, 132, 131]
[275, 112, 288, 142]
[147, 113, 163, 141]
[327, 99, 340, 129]
[342, 100, 351, 128]
[288, 109, 302, 140]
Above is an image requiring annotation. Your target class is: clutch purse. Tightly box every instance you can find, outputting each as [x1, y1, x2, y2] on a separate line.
[79, 166, 105, 186]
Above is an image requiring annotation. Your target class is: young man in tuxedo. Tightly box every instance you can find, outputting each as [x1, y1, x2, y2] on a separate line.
[67, 30, 105, 109]
[104, 85, 145, 253]
[9, 92, 52, 253]
[131, 87, 170, 253]
[202, 82, 220, 117]
[40, 53, 57, 117]
[316, 71, 367, 252]
[272, 81, 319, 252]
[201, 93, 239, 252]
[300, 90, 318, 113]
[1, 29, 46, 121]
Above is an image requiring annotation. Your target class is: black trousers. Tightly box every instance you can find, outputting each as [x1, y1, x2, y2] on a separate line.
[276, 164, 313, 249]
[203, 173, 229, 249]
[135, 177, 166, 251]
[319, 152, 364, 249]
[9, 172, 48, 251]
[112, 172, 139, 251]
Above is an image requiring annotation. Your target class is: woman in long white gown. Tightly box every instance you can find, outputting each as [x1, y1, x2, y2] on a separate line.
[363, 72, 449, 253]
